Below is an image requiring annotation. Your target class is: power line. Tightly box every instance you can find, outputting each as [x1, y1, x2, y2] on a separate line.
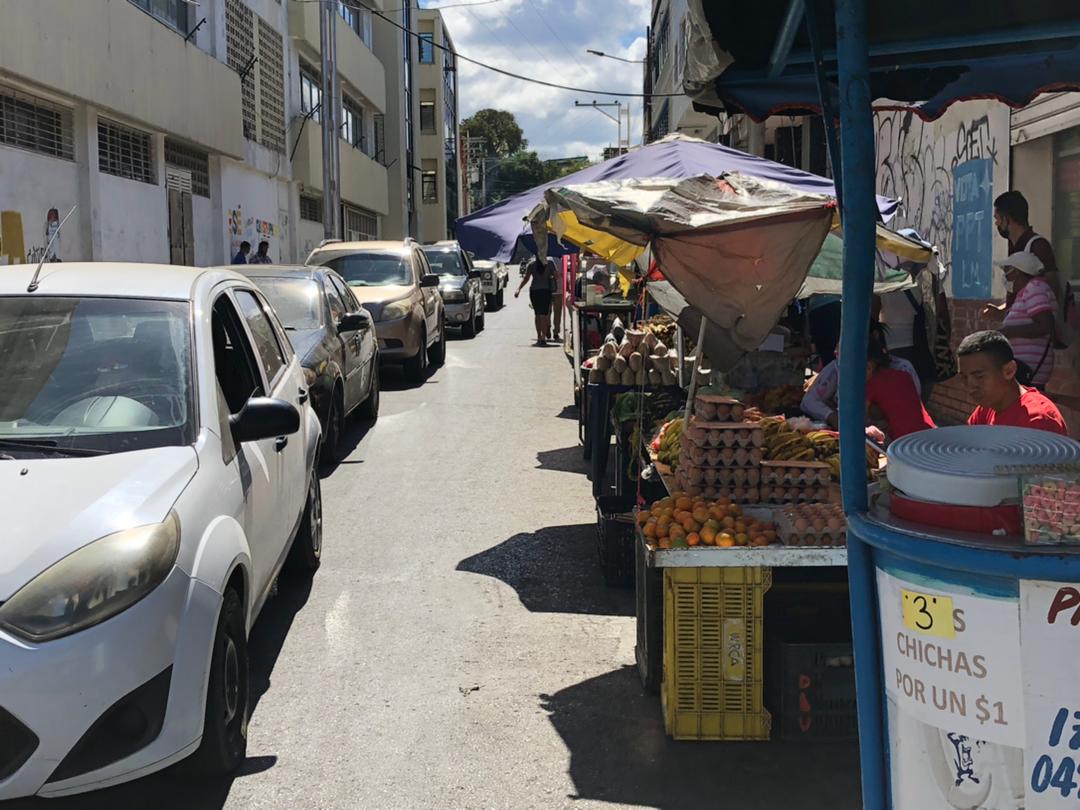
[309, 0, 684, 98]
[522, 0, 587, 72]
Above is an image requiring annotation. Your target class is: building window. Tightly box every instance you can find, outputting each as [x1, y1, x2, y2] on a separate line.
[419, 33, 435, 64]
[300, 61, 322, 122]
[339, 2, 372, 48]
[341, 96, 364, 151]
[257, 18, 286, 153]
[0, 84, 74, 161]
[300, 194, 323, 223]
[652, 11, 669, 82]
[420, 100, 436, 134]
[128, 0, 189, 34]
[650, 99, 670, 142]
[343, 204, 378, 241]
[98, 118, 156, 184]
[422, 160, 438, 204]
[225, 0, 256, 141]
[164, 138, 209, 197]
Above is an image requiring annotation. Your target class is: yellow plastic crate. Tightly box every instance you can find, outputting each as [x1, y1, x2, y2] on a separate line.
[662, 566, 773, 740]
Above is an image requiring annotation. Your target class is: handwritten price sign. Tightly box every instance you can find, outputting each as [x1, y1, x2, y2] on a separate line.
[901, 589, 956, 640]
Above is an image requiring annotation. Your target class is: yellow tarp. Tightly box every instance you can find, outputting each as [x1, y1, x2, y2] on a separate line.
[548, 210, 645, 266]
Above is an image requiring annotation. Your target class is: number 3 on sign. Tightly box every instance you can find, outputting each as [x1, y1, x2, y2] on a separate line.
[901, 590, 956, 639]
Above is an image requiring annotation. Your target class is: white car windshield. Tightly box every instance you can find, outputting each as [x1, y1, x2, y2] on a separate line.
[318, 252, 411, 287]
[0, 296, 195, 455]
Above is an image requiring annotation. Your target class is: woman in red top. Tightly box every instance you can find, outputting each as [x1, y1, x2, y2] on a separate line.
[865, 327, 937, 441]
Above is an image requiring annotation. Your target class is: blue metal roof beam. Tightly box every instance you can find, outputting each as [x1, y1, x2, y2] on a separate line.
[780, 20, 1080, 68]
[767, 0, 805, 78]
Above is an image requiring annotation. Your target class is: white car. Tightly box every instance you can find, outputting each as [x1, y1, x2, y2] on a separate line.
[0, 263, 322, 799]
[472, 259, 509, 310]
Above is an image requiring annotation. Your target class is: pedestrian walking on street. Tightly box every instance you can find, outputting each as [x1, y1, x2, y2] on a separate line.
[232, 241, 251, 264]
[550, 257, 564, 342]
[249, 240, 273, 264]
[515, 253, 556, 346]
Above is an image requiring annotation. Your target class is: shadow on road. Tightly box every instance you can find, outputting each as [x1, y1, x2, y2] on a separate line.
[1, 577, 314, 810]
[541, 666, 862, 810]
[535, 445, 589, 475]
[456, 523, 633, 617]
[379, 362, 439, 392]
[555, 404, 579, 421]
[320, 417, 374, 478]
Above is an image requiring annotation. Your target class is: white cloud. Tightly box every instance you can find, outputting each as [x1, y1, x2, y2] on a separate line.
[424, 0, 650, 161]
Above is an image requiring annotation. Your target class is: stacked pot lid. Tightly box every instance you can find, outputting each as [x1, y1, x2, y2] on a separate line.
[887, 425, 1080, 507]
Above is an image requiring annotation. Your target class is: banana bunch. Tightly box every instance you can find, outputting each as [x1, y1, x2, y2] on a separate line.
[764, 427, 817, 461]
[807, 430, 840, 459]
[822, 449, 880, 481]
[656, 417, 684, 468]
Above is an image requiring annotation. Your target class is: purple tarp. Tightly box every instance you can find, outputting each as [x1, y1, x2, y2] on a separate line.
[455, 134, 897, 262]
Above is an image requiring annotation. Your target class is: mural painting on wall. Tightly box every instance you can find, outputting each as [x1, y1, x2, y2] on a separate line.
[228, 205, 283, 262]
[0, 208, 64, 266]
[876, 109, 1002, 289]
[951, 159, 994, 300]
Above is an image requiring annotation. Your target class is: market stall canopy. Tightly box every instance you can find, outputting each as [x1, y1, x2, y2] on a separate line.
[540, 173, 836, 369]
[799, 225, 933, 298]
[455, 133, 897, 262]
[683, 0, 1080, 120]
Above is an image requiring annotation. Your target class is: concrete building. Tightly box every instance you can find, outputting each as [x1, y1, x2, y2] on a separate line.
[415, 8, 462, 244]
[373, 0, 420, 241]
[0, 0, 427, 267]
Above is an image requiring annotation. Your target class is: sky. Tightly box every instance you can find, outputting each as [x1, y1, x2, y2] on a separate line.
[421, 0, 650, 161]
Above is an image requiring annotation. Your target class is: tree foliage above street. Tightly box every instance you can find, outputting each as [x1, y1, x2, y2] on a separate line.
[486, 152, 590, 203]
[462, 109, 526, 158]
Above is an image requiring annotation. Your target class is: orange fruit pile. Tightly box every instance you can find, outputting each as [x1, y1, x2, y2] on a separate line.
[636, 491, 777, 550]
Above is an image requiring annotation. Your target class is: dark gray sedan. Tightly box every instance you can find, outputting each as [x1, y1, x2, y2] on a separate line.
[235, 264, 379, 461]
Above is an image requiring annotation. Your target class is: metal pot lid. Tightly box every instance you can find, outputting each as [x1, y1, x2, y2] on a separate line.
[887, 425, 1080, 507]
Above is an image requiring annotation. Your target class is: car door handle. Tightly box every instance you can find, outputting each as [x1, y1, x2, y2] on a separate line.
[298, 388, 308, 404]
[275, 436, 288, 451]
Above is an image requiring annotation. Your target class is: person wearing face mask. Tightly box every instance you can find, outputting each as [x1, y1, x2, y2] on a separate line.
[984, 252, 1057, 388]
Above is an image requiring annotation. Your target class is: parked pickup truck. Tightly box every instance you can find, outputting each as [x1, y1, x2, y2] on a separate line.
[472, 259, 509, 310]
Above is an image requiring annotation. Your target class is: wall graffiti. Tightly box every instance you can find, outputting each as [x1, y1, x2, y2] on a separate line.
[875, 106, 1006, 286]
[0, 208, 63, 265]
[227, 204, 283, 261]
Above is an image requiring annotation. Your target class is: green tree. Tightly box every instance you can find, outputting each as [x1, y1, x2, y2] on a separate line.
[462, 109, 526, 158]
[485, 152, 592, 203]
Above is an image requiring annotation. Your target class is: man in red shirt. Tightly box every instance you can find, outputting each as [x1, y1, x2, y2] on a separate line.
[959, 330, 1069, 435]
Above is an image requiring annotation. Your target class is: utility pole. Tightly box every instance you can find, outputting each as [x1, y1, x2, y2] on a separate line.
[319, 0, 341, 239]
[573, 100, 624, 154]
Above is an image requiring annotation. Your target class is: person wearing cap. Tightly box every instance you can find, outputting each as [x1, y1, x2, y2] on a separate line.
[985, 251, 1057, 388]
[958, 330, 1068, 435]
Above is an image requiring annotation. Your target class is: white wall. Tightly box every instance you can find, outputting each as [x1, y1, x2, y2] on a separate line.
[0, 145, 85, 263]
[97, 173, 170, 263]
[220, 161, 291, 263]
[192, 194, 219, 267]
[297, 219, 324, 263]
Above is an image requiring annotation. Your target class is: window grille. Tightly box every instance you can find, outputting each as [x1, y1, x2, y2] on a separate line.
[225, 0, 256, 141]
[98, 118, 156, 184]
[300, 194, 323, 223]
[343, 205, 378, 241]
[257, 17, 286, 153]
[165, 138, 210, 197]
[0, 84, 74, 160]
[373, 114, 385, 162]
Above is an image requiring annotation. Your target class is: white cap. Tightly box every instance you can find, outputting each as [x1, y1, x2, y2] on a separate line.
[993, 251, 1044, 276]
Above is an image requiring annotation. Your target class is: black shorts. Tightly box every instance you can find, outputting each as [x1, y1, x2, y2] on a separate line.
[530, 289, 551, 316]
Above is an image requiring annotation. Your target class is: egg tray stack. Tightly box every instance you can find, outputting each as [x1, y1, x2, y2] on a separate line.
[674, 417, 765, 503]
[758, 461, 833, 504]
[773, 503, 847, 547]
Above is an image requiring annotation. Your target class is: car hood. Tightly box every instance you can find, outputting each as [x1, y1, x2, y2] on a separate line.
[0, 446, 198, 600]
[347, 285, 412, 306]
[439, 276, 467, 290]
[288, 328, 326, 362]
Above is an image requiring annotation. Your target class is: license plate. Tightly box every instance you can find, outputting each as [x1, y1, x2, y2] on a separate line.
[901, 588, 955, 639]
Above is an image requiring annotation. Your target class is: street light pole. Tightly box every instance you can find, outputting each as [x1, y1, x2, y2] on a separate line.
[573, 100, 623, 154]
[585, 49, 646, 65]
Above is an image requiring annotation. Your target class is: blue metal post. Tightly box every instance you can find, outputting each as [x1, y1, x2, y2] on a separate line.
[834, 0, 887, 807]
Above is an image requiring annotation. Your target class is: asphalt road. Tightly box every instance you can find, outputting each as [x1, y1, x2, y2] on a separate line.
[7, 293, 861, 809]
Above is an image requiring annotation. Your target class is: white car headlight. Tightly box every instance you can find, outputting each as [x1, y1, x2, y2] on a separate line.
[380, 299, 412, 321]
[441, 288, 466, 302]
[0, 512, 181, 642]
